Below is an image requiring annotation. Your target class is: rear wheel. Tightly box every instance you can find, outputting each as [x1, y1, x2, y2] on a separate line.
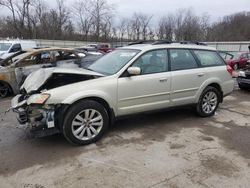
[196, 86, 220, 117]
[0, 82, 10, 98]
[63, 100, 109, 145]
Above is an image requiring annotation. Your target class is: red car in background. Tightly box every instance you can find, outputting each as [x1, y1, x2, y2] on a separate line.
[88, 43, 113, 53]
[225, 52, 250, 70]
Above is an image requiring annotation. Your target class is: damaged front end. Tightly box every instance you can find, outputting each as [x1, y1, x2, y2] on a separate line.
[11, 93, 68, 137]
[11, 67, 104, 137]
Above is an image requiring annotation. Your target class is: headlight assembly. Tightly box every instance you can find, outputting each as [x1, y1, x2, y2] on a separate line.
[27, 94, 50, 105]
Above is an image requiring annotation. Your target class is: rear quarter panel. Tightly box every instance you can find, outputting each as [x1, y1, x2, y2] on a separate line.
[195, 66, 234, 103]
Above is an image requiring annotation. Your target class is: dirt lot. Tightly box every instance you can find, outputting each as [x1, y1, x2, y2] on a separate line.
[0, 84, 250, 188]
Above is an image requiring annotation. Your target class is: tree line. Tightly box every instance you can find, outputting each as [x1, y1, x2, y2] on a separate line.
[0, 0, 250, 42]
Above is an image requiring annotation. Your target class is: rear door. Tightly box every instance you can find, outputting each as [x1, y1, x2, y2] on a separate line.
[170, 49, 207, 106]
[117, 49, 171, 116]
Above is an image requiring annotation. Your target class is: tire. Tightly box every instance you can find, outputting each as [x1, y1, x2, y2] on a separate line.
[196, 86, 220, 117]
[0, 82, 10, 99]
[63, 100, 109, 145]
[233, 63, 239, 70]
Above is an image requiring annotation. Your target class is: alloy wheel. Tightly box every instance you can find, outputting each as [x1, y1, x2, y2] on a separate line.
[71, 109, 103, 141]
[202, 91, 218, 114]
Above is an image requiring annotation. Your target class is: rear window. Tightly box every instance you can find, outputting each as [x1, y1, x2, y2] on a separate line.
[193, 50, 225, 66]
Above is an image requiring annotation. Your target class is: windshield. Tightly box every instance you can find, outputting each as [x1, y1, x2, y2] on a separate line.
[0, 43, 12, 51]
[88, 49, 140, 75]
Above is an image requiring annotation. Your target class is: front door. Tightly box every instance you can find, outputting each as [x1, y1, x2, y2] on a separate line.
[117, 49, 171, 116]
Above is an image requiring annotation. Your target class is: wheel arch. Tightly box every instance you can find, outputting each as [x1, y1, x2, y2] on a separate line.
[56, 96, 116, 130]
[207, 83, 223, 103]
[196, 79, 224, 104]
[0, 80, 14, 95]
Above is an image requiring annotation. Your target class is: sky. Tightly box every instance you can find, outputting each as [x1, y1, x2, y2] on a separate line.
[107, 0, 249, 22]
[1, 0, 249, 24]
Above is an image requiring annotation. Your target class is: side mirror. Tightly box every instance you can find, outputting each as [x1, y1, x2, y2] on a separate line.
[127, 67, 141, 76]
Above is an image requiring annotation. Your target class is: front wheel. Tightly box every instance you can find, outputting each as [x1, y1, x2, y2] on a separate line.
[196, 86, 220, 117]
[63, 100, 109, 145]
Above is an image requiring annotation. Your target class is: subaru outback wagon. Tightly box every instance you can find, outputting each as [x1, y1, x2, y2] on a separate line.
[11, 41, 234, 145]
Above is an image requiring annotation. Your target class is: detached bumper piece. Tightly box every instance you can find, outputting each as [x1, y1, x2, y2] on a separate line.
[11, 94, 60, 137]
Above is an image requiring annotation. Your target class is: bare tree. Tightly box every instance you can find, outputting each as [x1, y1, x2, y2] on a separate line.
[157, 14, 175, 40]
[73, 0, 93, 40]
[89, 0, 114, 41]
[117, 18, 127, 41]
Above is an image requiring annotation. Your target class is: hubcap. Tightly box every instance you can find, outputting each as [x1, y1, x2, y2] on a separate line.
[202, 91, 217, 114]
[71, 109, 103, 141]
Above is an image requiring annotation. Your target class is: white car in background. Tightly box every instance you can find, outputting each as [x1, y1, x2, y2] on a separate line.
[0, 39, 37, 60]
[11, 41, 234, 145]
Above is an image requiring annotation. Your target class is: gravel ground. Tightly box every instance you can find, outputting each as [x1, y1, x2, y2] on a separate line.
[0, 84, 250, 188]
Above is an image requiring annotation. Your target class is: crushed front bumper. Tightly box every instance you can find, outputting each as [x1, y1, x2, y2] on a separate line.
[11, 94, 60, 137]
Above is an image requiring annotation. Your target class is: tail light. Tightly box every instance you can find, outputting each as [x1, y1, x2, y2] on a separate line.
[226, 65, 233, 76]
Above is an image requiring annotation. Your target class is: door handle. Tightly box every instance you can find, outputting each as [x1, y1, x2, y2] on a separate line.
[197, 73, 205, 77]
[159, 78, 168, 83]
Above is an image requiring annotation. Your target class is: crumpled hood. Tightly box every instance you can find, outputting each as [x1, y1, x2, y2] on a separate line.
[21, 67, 104, 93]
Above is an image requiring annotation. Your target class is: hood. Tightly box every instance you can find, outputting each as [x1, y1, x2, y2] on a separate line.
[21, 67, 104, 93]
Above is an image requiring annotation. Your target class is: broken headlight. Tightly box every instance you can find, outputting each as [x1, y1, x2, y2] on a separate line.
[27, 94, 50, 105]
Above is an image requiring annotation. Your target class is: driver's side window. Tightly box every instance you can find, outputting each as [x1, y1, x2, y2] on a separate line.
[132, 49, 168, 75]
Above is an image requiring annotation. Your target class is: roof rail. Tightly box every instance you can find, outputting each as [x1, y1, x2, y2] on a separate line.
[179, 41, 207, 46]
[128, 40, 207, 46]
[128, 40, 155, 46]
[152, 40, 172, 45]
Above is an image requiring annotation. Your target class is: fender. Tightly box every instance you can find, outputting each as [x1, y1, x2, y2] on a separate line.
[61, 90, 117, 115]
[195, 77, 222, 103]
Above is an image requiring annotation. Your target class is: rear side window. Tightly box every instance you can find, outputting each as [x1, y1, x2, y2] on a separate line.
[170, 49, 198, 71]
[193, 50, 225, 66]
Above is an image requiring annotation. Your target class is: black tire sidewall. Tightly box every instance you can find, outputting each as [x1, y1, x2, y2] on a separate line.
[196, 86, 220, 117]
[63, 100, 109, 145]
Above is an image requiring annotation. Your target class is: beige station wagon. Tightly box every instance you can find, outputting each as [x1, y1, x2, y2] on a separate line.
[11, 41, 234, 145]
